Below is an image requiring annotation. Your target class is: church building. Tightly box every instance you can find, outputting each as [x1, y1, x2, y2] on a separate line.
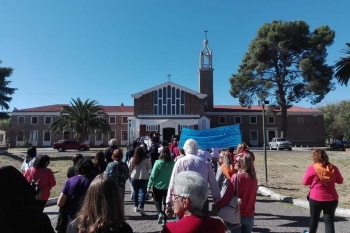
[9, 36, 325, 148]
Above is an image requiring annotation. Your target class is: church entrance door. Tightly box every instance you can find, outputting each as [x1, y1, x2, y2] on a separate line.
[162, 127, 175, 143]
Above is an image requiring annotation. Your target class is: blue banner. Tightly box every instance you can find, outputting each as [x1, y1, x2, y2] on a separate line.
[178, 124, 242, 149]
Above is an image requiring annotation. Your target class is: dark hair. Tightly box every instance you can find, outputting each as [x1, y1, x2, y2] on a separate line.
[75, 158, 94, 176]
[312, 149, 329, 164]
[159, 147, 171, 162]
[72, 153, 84, 166]
[179, 148, 185, 155]
[33, 154, 50, 169]
[228, 147, 235, 153]
[73, 174, 126, 233]
[94, 151, 105, 164]
[132, 140, 138, 148]
[133, 147, 146, 165]
[112, 148, 123, 162]
[25, 147, 37, 163]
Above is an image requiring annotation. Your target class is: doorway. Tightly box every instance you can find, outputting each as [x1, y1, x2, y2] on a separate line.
[63, 132, 70, 140]
[162, 127, 175, 143]
[268, 130, 277, 142]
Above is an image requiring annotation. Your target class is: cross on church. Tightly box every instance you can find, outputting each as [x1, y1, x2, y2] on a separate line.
[204, 29, 208, 38]
[167, 74, 171, 81]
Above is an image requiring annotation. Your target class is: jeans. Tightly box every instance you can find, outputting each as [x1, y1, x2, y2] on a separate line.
[309, 198, 338, 233]
[230, 217, 254, 233]
[153, 187, 168, 221]
[130, 178, 148, 208]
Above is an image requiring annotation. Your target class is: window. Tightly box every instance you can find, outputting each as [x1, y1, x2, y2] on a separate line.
[234, 116, 241, 124]
[121, 131, 128, 140]
[96, 132, 102, 141]
[250, 116, 257, 124]
[219, 116, 226, 124]
[18, 116, 25, 124]
[146, 125, 158, 131]
[44, 116, 52, 124]
[181, 125, 195, 130]
[153, 87, 185, 115]
[109, 130, 116, 140]
[122, 116, 128, 124]
[109, 116, 116, 124]
[268, 116, 275, 124]
[43, 131, 51, 142]
[17, 131, 24, 141]
[31, 117, 38, 125]
[30, 131, 38, 141]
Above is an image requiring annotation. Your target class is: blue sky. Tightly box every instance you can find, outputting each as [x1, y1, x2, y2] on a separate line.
[0, 0, 349, 111]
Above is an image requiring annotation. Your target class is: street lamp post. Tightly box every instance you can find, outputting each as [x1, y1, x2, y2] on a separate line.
[261, 100, 269, 183]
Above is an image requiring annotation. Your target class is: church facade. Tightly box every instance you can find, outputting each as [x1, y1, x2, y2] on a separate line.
[9, 37, 325, 148]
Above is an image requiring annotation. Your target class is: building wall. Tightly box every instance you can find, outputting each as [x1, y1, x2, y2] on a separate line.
[198, 69, 214, 111]
[9, 114, 132, 148]
[207, 113, 325, 147]
[134, 91, 204, 116]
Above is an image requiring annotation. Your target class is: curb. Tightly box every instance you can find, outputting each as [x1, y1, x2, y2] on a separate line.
[258, 186, 350, 218]
[46, 197, 58, 207]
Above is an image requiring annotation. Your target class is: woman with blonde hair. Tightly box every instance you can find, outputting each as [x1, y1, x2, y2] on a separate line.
[215, 152, 257, 233]
[67, 174, 133, 233]
[302, 149, 343, 233]
[216, 150, 235, 192]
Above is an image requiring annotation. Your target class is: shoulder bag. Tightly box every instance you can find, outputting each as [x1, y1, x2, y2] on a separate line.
[218, 174, 241, 228]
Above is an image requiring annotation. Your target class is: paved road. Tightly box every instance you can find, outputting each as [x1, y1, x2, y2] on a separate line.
[45, 180, 350, 233]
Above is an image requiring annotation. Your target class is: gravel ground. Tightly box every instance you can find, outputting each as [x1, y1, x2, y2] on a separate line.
[45, 182, 350, 233]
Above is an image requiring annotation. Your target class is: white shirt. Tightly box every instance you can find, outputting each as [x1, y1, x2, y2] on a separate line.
[211, 148, 220, 159]
[166, 153, 220, 204]
[21, 157, 36, 172]
[197, 149, 212, 160]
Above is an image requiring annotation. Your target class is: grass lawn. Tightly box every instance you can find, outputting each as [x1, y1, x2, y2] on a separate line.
[254, 149, 350, 209]
[1, 148, 349, 209]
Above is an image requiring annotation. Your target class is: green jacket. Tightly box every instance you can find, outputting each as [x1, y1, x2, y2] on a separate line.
[147, 160, 175, 190]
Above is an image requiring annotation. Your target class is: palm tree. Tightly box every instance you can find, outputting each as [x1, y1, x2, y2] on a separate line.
[49, 98, 111, 142]
[334, 43, 350, 86]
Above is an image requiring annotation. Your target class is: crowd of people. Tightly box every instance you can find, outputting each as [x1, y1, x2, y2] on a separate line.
[0, 136, 344, 233]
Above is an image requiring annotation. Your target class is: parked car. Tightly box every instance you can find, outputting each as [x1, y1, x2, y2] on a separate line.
[53, 139, 90, 152]
[329, 140, 350, 151]
[269, 138, 292, 151]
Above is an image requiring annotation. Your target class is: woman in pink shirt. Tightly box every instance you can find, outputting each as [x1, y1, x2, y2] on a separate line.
[24, 154, 56, 212]
[302, 149, 343, 233]
[215, 151, 257, 233]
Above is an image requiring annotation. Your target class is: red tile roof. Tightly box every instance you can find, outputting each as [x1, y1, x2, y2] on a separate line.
[13, 104, 134, 112]
[213, 105, 322, 113]
[13, 104, 68, 112]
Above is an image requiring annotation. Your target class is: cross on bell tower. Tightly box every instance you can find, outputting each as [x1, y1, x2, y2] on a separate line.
[199, 29, 213, 70]
[198, 29, 214, 111]
[167, 74, 171, 81]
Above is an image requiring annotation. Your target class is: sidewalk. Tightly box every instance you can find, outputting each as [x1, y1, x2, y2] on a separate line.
[45, 182, 350, 233]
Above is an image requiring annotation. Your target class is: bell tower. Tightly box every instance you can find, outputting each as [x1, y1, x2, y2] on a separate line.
[198, 30, 214, 112]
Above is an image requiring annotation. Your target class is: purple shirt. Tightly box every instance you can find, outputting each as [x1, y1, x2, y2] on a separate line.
[61, 175, 94, 222]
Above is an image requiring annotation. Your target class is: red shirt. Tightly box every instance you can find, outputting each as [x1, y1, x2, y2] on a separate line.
[216, 173, 257, 217]
[162, 215, 225, 233]
[169, 142, 177, 153]
[24, 167, 56, 200]
[302, 163, 343, 201]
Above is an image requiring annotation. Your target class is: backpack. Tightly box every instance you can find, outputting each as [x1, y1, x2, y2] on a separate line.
[30, 168, 48, 200]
